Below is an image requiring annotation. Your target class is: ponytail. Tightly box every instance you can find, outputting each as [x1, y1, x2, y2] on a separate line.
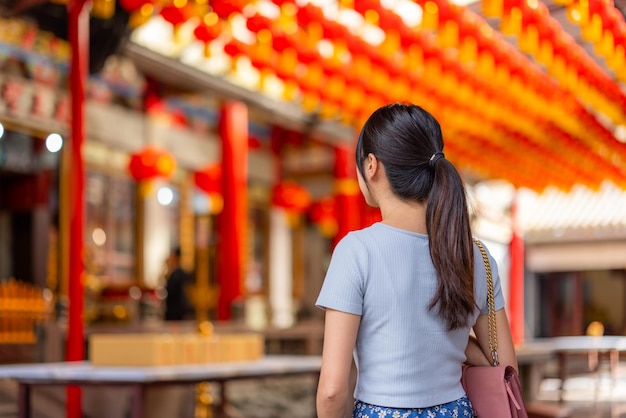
[426, 157, 475, 330]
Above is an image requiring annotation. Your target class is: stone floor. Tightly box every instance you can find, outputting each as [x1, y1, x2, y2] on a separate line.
[224, 375, 317, 418]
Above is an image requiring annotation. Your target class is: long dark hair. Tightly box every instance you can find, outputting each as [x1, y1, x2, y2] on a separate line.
[356, 103, 474, 330]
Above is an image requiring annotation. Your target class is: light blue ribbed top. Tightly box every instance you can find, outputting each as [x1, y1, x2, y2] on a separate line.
[316, 222, 505, 409]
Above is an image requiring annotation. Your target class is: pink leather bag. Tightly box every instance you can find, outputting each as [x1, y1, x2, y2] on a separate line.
[461, 363, 527, 418]
[461, 240, 528, 418]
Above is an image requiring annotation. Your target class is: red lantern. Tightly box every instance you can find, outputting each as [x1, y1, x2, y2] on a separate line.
[120, 0, 154, 27]
[296, 3, 324, 27]
[224, 40, 244, 57]
[309, 196, 338, 238]
[377, 8, 403, 32]
[271, 0, 295, 6]
[309, 196, 336, 222]
[249, 47, 272, 72]
[161, 4, 191, 26]
[119, 0, 151, 13]
[194, 18, 224, 47]
[193, 164, 223, 214]
[128, 146, 176, 182]
[160, 4, 193, 39]
[193, 19, 224, 57]
[248, 135, 263, 150]
[246, 14, 272, 33]
[272, 182, 312, 214]
[194, 164, 222, 194]
[272, 32, 292, 52]
[321, 19, 348, 41]
[296, 44, 321, 65]
[352, 0, 385, 18]
[210, 0, 246, 19]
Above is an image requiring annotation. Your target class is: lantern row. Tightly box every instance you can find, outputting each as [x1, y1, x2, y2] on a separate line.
[480, 0, 626, 125]
[116, 0, 626, 190]
[269, 0, 626, 189]
[260, 0, 625, 189]
[405, 0, 626, 184]
[115, 0, 626, 131]
[346, 0, 626, 182]
[557, 0, 626, 83]
[408, 0, 626, 152]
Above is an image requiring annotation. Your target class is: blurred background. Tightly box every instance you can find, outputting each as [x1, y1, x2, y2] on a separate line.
[0, 0, 625, 416]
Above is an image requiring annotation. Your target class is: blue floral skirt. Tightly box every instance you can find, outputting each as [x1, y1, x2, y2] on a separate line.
[353, 396, 475, 417]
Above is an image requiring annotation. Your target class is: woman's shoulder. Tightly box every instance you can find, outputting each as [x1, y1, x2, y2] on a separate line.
[337, 223, 429, 254]
[332, 224, 384, 255]
[340, 222, 397, 245]
[334, 225, 374, 249]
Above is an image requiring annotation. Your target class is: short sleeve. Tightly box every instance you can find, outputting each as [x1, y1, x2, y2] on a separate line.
[490, 255, 505, 312]
[315, 233, 365, 316]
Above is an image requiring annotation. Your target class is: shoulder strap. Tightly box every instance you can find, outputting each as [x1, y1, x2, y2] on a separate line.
[473, 238, 499, 366]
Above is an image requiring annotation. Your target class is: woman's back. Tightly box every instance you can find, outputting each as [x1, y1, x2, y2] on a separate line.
[317, 223, 504, 408]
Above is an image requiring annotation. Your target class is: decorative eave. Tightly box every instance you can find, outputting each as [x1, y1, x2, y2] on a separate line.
[521, 183, 626, 243]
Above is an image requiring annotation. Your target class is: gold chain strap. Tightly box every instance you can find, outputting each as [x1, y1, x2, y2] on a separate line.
[473, 238, 499, 366]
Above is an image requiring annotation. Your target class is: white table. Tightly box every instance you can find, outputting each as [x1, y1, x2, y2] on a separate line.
[518, 336, 626, 402]
[0, 355, 322, 418]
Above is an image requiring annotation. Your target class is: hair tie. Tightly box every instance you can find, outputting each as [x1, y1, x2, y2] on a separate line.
[429, 152, 445, 168]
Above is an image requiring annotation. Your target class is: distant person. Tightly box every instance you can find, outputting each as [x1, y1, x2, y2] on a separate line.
[163, 247, 194, 321]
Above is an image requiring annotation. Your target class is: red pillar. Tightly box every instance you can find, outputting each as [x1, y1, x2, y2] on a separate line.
[332, 145, 361, 247]
[67, 0, 88, 416]
[216, 102, 248, 320]
[509, 193, 525, 345]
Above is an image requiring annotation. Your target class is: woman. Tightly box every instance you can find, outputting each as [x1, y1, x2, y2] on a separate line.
[315, 103, 518, 418]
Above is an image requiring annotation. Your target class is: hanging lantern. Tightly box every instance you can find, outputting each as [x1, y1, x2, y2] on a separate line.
[224, 40, 244, 57]
[272, 182, 312, 227]
[128, 146, 176, 182]
[272, 182, 312, 214]
[482, 0, 504, 17]
[273, 53, 299, 99]
[295, 42, 321, 66]
[194, 14, 223, 57]
[272, 33, 298, 77]
[296, 3, 325, 27]
[194, 164, 221, 193]
[209, 0, 246, 19]
[246, 13, 272, 33]
[319, 74, 346, 103]
[193, 22, 217, 56]
[223, 39, 246, 71]
[309, 196, 338, 238]
[130, 3, 154, 28]
[119, 0, 151, 12]
[160, 3, 193, 42]
[193, 13, 225, 49]
[271, 0, 295, 5]
[194, 164, 223, 214]
[421, 1, 440, 29]
[272, 32, 292, 52]
[272, 0, 295, 7]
